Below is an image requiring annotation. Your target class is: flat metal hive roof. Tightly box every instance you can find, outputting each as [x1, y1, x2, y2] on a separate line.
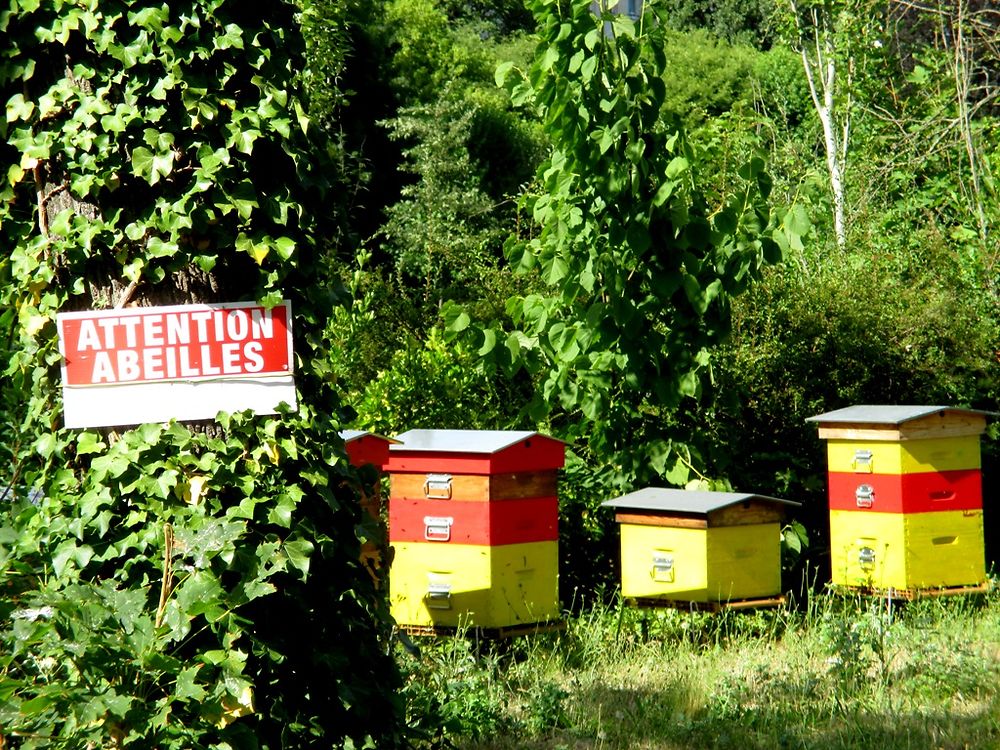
[390, 429, 558, 454]
[601, 487, 799, 515]
[339, 430, 401, 444]
[806, 405, 996, 425]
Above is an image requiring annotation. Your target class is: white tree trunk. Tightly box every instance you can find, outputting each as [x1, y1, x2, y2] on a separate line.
[792, 1, 851, 251]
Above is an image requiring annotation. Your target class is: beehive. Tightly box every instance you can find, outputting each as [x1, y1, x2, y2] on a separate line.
[340, 430, 400, 584]
[807, 405, 993, 593]
[341, 429, 398, 472]
[385, 429, 564, 629]
[602, 488, 799, 604]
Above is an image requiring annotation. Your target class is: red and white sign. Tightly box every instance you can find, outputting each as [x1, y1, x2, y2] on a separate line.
[57, 301, 296, 428]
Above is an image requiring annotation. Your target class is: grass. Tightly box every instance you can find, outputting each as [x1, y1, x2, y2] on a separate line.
[397, 585, 1000, 749]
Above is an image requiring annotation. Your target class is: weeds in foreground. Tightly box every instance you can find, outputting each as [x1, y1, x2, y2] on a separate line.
[399, 587, 1000, 749]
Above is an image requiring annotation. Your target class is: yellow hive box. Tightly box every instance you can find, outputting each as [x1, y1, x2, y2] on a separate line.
[617, 523, 782, 602]
[829, 508, 986, 591]
[602, 488, 798, 604]
[389, 541, 559, 629]
[825, 436, 982, 475]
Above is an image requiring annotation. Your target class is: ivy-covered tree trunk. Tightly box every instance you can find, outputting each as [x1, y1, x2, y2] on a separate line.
[0, 2, 404, 747]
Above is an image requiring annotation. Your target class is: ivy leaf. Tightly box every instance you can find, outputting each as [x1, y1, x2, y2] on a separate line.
[274, 236, 295, 261]
[229, 181, 259, 219]
[34, 432, 58, 459]
[154, 469, 179, 499]
[283, 538, 314, 578]
[268, 493, 296, 528]
[175, 665, 208, 702]
[175, 571, 225, 621]
[6, 94, 35, 122]
[76, 432, 105, 456]
[131, 146, 155, 181]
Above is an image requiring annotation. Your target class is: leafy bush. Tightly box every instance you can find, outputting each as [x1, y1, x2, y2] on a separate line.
[699, 245, 999, 580]
[658, 29, 757, 127]
[351, 328, 528, 435]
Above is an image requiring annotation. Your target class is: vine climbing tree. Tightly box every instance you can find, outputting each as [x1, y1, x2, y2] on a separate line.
[0, 1, 403, 747]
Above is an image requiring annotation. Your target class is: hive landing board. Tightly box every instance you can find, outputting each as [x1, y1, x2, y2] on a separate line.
[57, 301, 295, 428]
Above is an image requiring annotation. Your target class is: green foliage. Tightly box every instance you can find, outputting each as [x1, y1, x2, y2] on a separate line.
[382, 0, 497, 104]
[0, 1, 404, 746]
[400, 636, 514, 745]
[328, 2, 543, 426]
[299, 0, 376, 132]
[398, 593, 1000, 749]
[380, 85, 543, 305]
[439, 0, 536, 37]
[660, 0, 780, 48]
[817, 594, 898, 695]
[1, 413, 404, 748]
[752, 45, 814, 131]
[352, 329, 527, 435]
[657, 29, 757, 127]
[478, 0, 800, 484]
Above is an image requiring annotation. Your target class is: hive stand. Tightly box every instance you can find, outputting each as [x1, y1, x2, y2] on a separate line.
[385, 429, 564, 635]
[807, 405, 995, 598]
[602, 488, 800, 609]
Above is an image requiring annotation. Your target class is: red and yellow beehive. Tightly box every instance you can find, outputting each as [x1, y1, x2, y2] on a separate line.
[340, 430, 400, 583]
[385, 429, 564, 630]
[807, 405, 993, 593]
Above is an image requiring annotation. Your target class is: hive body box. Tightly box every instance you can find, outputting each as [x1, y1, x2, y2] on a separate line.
[385, 429, 564, 629]
[342, 430, 398, 472]
[340, 431, 400, 584]
[808, 405, 992, 593]
[602, 489, 799, 604]
[340, 430, 399, 518]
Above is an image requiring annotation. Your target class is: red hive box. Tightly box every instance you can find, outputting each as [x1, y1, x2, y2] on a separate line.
[340, 430, 399, 585]
[341, 429, 398, 471]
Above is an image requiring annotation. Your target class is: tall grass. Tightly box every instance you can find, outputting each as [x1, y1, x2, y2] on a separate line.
[398, 586, 1000, 749]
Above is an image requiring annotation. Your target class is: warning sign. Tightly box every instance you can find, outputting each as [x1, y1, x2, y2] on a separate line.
[57, 301, 296, 428]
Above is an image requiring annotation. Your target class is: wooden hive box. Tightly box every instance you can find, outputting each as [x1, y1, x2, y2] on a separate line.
[341, 429, 398, 472]
[388, 541, 559, 629]
[602, 488, 799, 605]
[385, 429, 564, 630]
[341, 429, 400, 519]
[340, 430, 400, 585]
[828, 508, 985, 591]
[807, 405, 994, 593]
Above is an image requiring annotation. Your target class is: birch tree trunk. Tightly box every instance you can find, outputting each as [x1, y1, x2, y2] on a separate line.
[790, 0, 852, 251]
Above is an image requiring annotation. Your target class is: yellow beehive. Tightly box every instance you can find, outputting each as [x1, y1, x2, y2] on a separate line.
[388, 541, 559, 628]
[602, 488, 799, 604]
[808, 405, 993, 593]
[829, 508, 985, 591]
